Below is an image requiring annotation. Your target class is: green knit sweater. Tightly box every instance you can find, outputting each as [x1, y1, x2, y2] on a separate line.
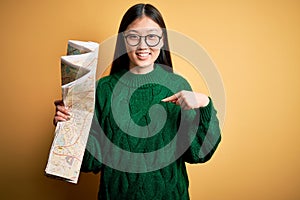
[81, 65, 221, 200]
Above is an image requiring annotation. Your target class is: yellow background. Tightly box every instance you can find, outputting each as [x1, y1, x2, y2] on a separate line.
[0, 0, 299, 199]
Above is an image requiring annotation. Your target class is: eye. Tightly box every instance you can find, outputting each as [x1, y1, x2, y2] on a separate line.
[147, 34, 158, 40]
[127, 34, 139, 40]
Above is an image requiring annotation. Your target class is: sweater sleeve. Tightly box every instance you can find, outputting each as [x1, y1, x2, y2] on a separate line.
[80, 114, 103, 173]
[182, 98, 221, 163]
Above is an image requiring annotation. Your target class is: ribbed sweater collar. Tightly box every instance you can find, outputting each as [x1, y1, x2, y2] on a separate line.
[114, 64, 167, 88]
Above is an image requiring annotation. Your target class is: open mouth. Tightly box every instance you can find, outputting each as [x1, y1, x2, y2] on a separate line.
[136, 51, 151, 58]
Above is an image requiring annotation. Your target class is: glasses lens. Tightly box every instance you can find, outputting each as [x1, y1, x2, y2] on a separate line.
[126, 34, 140, 46]
[146, 34, 160, 47]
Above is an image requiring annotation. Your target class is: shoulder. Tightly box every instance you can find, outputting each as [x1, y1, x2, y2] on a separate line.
[94, 73, 122, 106]
[96, 71, 123, 91]
[96, 75, 113, 86]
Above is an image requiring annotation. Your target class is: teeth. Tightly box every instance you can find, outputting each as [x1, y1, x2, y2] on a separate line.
[139, 53, 148, 57]
[137, 52, 150, 57]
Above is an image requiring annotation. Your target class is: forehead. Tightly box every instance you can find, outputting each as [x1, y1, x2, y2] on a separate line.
[126, 16, 162, 33]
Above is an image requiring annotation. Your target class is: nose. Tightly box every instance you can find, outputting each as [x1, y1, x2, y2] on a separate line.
[137, 36, 148, 49]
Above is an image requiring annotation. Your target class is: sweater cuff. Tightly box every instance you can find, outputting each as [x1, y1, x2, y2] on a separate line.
[198, 97, 213, 123]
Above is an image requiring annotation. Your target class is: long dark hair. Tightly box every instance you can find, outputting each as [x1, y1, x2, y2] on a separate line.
[110, 3, 173, 75]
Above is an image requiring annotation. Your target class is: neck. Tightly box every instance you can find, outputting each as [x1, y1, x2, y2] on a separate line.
[129, 63, 154, 74]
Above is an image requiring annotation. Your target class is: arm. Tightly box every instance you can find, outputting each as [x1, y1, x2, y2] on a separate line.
[182, 98, 221, 163]
[162, 88, 221, 163]
[80, 114, 103, 173]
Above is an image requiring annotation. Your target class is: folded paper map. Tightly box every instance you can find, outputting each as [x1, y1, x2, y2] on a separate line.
[45, 40, 99, 183]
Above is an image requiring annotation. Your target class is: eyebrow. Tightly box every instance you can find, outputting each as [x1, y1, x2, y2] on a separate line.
[126, 29, 161, 34]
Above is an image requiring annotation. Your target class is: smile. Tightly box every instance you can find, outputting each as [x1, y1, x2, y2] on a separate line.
[135, 52, 151, 60]
[136, 52, 151, 57]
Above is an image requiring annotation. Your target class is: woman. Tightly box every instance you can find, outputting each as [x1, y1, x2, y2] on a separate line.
[54, 3, 221, 200]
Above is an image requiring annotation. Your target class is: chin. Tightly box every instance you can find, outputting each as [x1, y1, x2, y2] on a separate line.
[132, 60, 153, 68]
[138, 63, 153, 68]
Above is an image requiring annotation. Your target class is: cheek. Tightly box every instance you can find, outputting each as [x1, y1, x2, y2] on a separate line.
[125, 45, 135, 53]
[152, 48, 161, 58]
[125, 46, 136, 60]
[126, 51, 135, 63]
[152, 41, 164, 58]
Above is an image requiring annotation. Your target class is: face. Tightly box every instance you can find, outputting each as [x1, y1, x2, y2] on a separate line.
[124, 16, 164, 73]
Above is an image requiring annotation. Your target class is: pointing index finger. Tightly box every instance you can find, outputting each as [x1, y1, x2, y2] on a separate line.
[161, 93, 178, 102]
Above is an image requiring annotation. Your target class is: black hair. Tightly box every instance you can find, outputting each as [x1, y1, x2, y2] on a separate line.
[110, 3, 173, 75]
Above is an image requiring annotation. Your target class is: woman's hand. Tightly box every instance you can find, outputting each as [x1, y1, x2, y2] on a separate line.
[161, 90, 209, 110]
[53, 100, 70, 126]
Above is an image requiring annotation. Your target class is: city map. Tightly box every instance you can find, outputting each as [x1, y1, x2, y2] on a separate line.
[45, 40, 99, 183]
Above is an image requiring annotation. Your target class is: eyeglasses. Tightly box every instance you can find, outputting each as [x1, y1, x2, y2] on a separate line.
[124, 33, 162, 47]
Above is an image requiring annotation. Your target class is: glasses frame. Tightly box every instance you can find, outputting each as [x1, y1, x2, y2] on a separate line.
[123, 33, 163, 47]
